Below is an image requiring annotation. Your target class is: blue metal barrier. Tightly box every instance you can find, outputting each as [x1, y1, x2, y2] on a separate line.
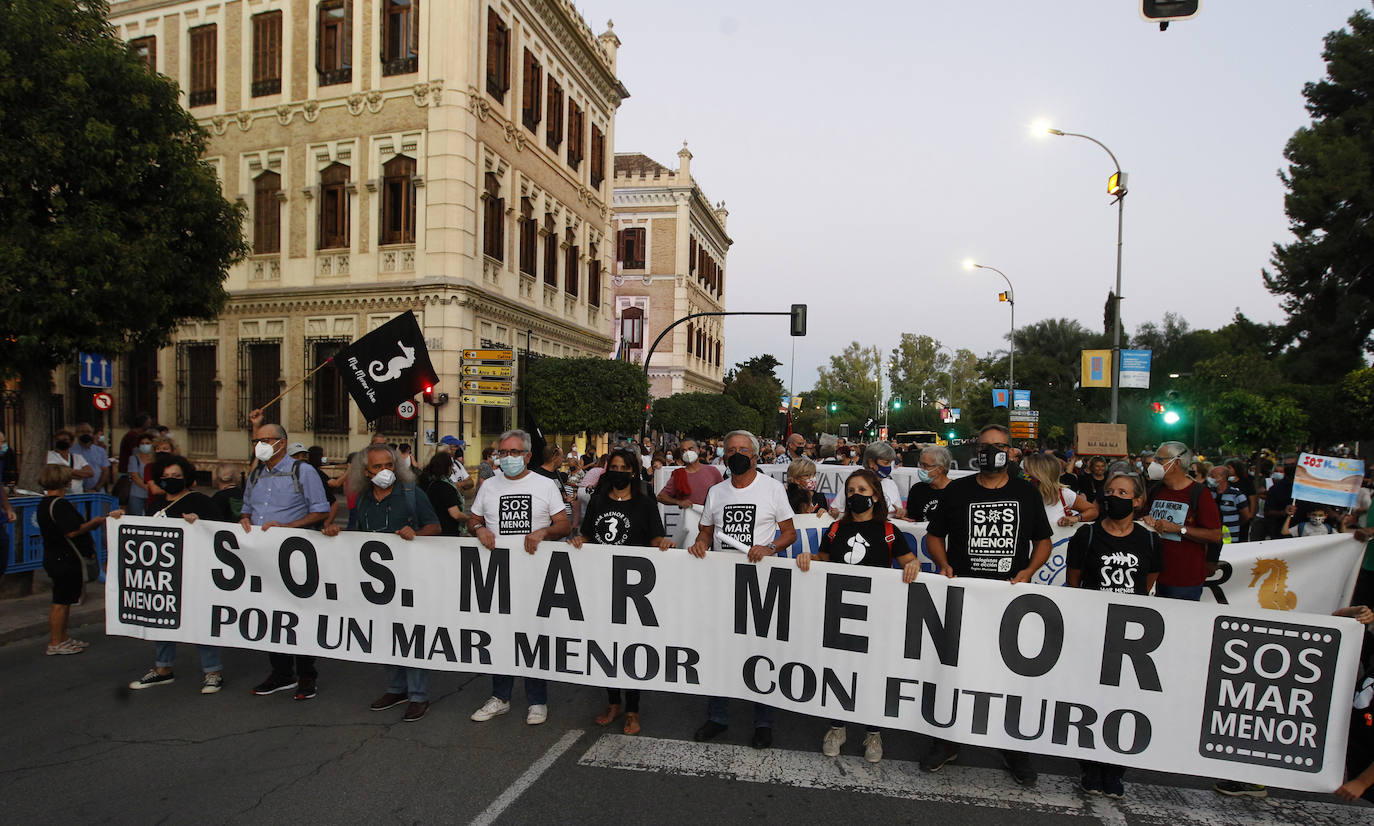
[5, 493, 117, 574]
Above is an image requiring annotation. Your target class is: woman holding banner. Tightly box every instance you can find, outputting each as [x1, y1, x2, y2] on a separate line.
[1065, 468, 1162, 798]
[796, 468, 921, 763]
[569, 448, 672, 735]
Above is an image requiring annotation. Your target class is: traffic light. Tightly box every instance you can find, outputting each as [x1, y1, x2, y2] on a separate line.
[946, 430, 957, 440]
[422, 385, 448, 406]
[891, 396, 903, 410]
[790, 304, 808, 337]
[422, 384, 434, 404]
[828, 401, 838, 413]
[1163, 410, 1181, 425]
[1150, 401, 1166, 414]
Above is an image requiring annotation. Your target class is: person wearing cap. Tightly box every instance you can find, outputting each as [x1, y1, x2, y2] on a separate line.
[437, 436, 475, 494]
[289, 443, 341, 528]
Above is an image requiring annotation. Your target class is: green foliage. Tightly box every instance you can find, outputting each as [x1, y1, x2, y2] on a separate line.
[650, 392, 760, 440]
[525, 357, 648, 435]
[722, 354, 785, 430]
[1262, 8, 1374, 379]
[1205, 391, 1308, 454]
[1335, 366, 1374, 440]
[0, 0, 248, 372]
[813, 342, 881, 432]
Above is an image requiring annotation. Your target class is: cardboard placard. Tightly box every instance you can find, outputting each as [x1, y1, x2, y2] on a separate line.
[1076, 422, 1128, 457]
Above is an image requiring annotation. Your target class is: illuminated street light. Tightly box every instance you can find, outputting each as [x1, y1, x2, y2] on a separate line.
[963, 260, 1015, 409]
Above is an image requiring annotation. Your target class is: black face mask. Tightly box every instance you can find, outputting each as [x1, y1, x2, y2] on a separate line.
[54, 439, 71, 451]
[604, 470, 633, 490]
[978, 445, 1007, 473]
[160, 477, 187, 495]
[1103, 494, 1135, 520]
[78, 434, 93, 445]
[154, 453, 172, 465]
[846, 493, 874, 514]
[726, 452, 752, 476]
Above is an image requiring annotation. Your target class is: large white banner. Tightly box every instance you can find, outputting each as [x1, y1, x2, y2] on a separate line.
[108, 517, 1365, 792]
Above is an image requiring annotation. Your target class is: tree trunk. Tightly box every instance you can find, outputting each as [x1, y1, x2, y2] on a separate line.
[18, 363, 53, 493]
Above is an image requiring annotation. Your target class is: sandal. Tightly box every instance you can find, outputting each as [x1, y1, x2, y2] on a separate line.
[595, 704, 622, 726]
[623, 712, 641, 735]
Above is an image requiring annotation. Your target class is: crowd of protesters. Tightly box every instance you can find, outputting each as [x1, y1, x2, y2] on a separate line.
[7, 410, 1374, 805]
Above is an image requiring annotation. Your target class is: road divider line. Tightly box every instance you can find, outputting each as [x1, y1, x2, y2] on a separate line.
[577, 734, 1370, 826]
[470, 729, 584, 826]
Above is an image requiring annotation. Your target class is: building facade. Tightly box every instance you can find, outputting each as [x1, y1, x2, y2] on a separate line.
[611, 144, 730, 399]
[88, 0, 626, 466]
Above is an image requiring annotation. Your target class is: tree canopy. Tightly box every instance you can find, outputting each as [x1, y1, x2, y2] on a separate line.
[722, 354, 784, 430]
[1263, 8, 1374, 380]
[525, 357, 648, 436]
[651, 392, 760, 440]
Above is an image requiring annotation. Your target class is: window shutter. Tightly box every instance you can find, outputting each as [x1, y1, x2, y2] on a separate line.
[316, 4, 326, 74]
[410, 0, 420, 57]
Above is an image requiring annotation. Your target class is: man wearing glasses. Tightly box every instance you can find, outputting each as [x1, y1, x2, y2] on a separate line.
[240, 421, 332, 700]
[467, 429, 571, 726]
[922, 423, 1053, 787]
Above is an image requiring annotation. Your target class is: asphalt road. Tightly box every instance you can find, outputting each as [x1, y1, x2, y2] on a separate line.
[2, 619, 1369, 825]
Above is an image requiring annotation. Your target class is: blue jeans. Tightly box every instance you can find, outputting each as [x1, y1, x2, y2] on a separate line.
[1155, 583, 1203, 601]
[386, 666, 430, 702]
[492, 675, 547, 705]
[154, 641, 222, 673]
[707, 697, 774, 729]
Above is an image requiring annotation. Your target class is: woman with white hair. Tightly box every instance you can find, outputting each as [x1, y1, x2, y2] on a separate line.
[784, 457, 829, 515]
[905, 446, 953, 522]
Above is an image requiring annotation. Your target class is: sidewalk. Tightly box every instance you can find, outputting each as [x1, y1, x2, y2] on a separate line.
[0, 577, 107, 645]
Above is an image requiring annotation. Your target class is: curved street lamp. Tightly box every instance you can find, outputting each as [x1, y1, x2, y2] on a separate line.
[1034, 120, 1128, 424]
[962, 259, 1014, 409]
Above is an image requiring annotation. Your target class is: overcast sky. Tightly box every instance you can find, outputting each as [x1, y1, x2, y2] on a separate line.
[587, 0, 1364, 392]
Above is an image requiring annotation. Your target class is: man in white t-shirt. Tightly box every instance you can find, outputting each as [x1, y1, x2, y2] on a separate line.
[689, 429, 797, 750]
[467, 429, 571, 727]
[47, 428, 93, 495]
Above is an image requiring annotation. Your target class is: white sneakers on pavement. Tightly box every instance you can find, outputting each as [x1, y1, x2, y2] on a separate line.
[526, 704, 548, 725]
[470, 696, 511, 721]
[863, 732, 883, 763]
[822, 726, 846, 757]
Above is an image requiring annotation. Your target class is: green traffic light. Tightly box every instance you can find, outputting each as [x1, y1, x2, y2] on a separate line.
[1163, 410, 1181, 425]
[946, 430, 957, 439]
[892, 398, 902, 410]
[828, 402, 838, 412]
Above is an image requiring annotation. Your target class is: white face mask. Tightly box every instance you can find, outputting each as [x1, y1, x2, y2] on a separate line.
[254, 441, 276, 462]
[370, 468, 396, 489]
[681, 449, 699, 465]
[1147, 459, 1169, 482]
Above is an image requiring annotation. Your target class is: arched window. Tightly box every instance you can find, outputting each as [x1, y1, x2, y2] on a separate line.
[620, 306, 644, 350]
[380, 155, 415, 245]
[253, 171, 281, 254]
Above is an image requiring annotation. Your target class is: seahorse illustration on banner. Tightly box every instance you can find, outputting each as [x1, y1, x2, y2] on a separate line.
[368, 341, 416, 383]
[1249, 558, 1298, 611]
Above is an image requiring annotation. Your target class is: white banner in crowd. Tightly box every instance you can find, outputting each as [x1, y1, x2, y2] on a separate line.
[108, 517, 1365, 792]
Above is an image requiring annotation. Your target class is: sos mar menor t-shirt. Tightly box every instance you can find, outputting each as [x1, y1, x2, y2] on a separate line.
[469, 470, 564, 540]
[700, 471, 793, 553]
[579, 495, 666, 546]
[926, 473, 1053, 579]
[1066, 522, 1163, 595]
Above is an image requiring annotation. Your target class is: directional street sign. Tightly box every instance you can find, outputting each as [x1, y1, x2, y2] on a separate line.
[1010, 409, 1040, 422]
[461, 379, 513, 394]
[78, 352, 113, 388]
[461, 364, 513, 377]
[461, 349, 514, 362]
[92, 392, 113, 411]
[461, 394, 514, 408]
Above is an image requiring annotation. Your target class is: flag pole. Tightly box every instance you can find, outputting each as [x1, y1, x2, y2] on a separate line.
[253, 358, 333, 419]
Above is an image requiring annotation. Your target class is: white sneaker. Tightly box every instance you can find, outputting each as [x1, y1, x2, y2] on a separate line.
[526, 704, 548, 725]
[864, 732, 883, 763]
[470, 696, 511, 722]
[822, 726, 846, 757]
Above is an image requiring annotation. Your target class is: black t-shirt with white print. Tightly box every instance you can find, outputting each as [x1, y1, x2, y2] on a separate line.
[818, 520, 899, 568]
[1066, 522, 1162, 595]
[926, 473, 1052, 579]
[580, 495, 665, 546]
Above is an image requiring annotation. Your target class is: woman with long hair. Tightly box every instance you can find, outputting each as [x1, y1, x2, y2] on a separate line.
[1023, 452, 1098, 528]
[795, 468, 920, 763]
[568, 448, 671, 735]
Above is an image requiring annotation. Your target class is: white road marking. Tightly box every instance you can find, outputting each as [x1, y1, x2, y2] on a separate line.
[578, 734, 1371, 826]
[470, 729, 584, 826]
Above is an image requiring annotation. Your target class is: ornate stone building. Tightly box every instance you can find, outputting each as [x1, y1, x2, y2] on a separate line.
[610, 144, 730, 399]
[93, 0, 626, 465]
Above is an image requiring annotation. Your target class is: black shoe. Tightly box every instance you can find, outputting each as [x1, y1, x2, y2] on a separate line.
[694, 720, 727, 742]
[252, 673, 297, 695]
[1078, 766, 1103, 795]
[293, 678, 317, 701]
[920, 741, 959, 772]
[1002, 751, 1038, 787]
[403, 701, 429, 722]
[751, 727, 773, 749]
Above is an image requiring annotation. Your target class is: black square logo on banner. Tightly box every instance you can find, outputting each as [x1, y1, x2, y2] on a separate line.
[1198, 615, 1340, 773]
[117, 524, 184, 629]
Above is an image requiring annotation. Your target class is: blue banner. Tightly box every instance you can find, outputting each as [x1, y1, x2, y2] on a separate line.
[1119, 349, 1152, 389]
[1013, 389, 1030, 409]
[992, 388, 1008, 408]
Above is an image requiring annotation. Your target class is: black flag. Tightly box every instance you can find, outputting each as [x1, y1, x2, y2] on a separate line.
[332, 311, 438, 422]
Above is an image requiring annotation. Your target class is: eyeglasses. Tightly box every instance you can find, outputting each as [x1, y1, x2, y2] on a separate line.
[251, 438, 280, 445]
[495, 449, 526, 457]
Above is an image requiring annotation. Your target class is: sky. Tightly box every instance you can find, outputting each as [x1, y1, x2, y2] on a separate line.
[580, 0, 1367, 392]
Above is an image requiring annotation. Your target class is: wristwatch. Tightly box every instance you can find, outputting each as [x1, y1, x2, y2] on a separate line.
[765, 541, 777, 551]
[1179, 525, 1188, 537]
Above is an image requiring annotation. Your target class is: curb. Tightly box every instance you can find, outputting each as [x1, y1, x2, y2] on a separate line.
[0, 599, 106, 647]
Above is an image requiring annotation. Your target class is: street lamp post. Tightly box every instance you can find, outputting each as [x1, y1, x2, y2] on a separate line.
[1037, 122, 1127, 424]
[963, 260, 1015, 414]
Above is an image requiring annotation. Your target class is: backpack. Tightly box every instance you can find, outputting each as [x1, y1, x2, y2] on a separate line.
[245, 458, 305, 498]
[826, 520, 901, 564]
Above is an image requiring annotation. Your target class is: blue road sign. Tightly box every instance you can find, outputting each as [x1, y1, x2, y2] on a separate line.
[78, 352, 113, 388]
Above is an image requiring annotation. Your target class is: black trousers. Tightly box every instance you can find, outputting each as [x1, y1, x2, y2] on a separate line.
[269, 653, 317, 680]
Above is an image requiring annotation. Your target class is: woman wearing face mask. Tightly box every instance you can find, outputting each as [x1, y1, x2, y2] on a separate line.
[784, 457, 829, 515]
[797, 468, 920, 763]
[569, 449, 672, 734]
[143, 437, 178, 513]
[127, 434, 156, 516]
[905, 446, 953, 522]
[1024, 453, 1099, 528]
[110, 456, 228, 692]
[1065, 470, 1162, 799]
[420, 452, 470, 537]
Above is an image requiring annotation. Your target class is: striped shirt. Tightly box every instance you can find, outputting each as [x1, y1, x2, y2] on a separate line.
[1214, 486, 1248, 542]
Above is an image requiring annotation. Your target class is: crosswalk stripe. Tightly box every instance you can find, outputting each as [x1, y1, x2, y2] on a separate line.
[577, 734, 1371, 825]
